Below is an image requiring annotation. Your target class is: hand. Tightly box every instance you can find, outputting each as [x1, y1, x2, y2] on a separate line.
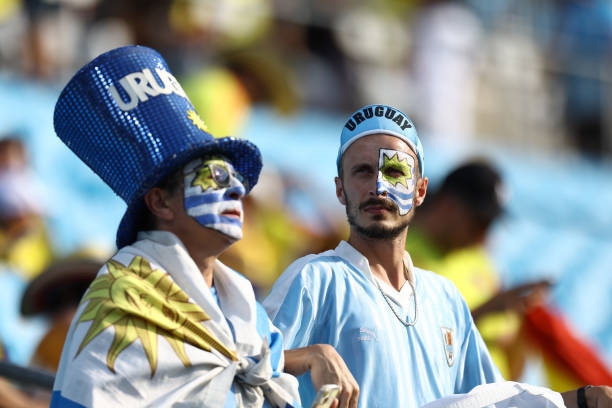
[585, 386, 612, 408]
[471, 279, 552, 321]
[308, 344, 359, 408]
[561, 385, 612, 408]
[283, 344, 359, 408]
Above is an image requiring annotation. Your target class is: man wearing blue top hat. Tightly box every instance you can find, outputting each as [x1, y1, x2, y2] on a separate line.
[49, 45, 302, 407]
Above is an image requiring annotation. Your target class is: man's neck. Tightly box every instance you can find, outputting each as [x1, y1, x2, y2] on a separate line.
[178, 231, 236, 287]
[347, 233, 408, 290]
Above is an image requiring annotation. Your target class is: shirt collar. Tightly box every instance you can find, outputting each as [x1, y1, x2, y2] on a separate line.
[334, 240, 416, 285]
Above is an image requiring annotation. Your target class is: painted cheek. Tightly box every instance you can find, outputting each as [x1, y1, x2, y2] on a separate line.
[183, 166, 244, 240]
[377, 149, 417, 216]
[378, 171, 416, 216]
[185, 193, 244, 240]
[200, 210, 243, 240]
[394, 180, 415, 216]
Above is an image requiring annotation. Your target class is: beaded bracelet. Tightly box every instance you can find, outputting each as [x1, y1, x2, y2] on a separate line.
[577, 385, 593, 408]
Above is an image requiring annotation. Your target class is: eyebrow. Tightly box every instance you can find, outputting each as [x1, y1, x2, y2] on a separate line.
[350, 162, 376, 172]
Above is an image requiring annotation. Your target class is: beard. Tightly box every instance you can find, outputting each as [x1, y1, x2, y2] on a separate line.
[346, 196, 411, 240]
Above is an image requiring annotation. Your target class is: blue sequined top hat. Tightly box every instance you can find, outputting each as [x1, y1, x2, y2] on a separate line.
[337, 104, 425, 176]
[54, 45, 262, 248]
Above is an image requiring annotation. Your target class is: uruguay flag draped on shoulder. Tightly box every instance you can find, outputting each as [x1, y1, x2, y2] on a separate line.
[51, 231, 300, 407]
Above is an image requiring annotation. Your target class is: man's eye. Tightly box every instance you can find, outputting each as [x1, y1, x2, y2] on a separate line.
[210, 164, 230, 186]
[354, 165, 373, 175]
[384, 167, 404, 177]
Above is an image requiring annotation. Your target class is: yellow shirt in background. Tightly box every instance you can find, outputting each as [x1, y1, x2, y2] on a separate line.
[406, 228, 519, 379]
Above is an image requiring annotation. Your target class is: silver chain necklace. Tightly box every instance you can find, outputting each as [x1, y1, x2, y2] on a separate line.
[374, 264, 418, 327]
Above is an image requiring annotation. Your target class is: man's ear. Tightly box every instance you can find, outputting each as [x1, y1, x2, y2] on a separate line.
[415, 177, 428, 207]
[335, 176, 346, 205]
[143, 187, 175, 221]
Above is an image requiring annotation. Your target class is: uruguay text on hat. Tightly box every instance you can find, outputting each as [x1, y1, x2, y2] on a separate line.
[337, 104, 424, 175]
[53, 45, 262, 248]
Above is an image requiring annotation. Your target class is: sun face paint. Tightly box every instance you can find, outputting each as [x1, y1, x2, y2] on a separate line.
[376, 148, 416, 216]
[183, 157, 246, 240]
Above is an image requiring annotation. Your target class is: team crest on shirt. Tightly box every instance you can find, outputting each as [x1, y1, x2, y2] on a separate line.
[440, 327, 455, 367]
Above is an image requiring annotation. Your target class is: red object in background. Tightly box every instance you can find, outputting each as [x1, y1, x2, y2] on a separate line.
[523, 304, 612, 386]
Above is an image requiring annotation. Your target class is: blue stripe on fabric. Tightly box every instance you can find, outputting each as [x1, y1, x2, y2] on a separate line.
[50, 391, 86, 408]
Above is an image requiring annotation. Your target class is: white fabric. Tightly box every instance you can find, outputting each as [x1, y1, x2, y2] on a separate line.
[420, 381, 565, 408]
[52, 230, 300, 407]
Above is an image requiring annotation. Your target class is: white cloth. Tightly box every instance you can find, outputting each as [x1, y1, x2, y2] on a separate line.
[51, 230, 300, 407]
[420, 381, 565, 408]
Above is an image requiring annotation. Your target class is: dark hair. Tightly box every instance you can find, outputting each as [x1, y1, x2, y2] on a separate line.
[135, 167, 185, 233]
[437, 159, 505, 227]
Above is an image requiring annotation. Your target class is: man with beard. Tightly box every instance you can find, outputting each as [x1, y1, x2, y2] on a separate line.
[264, 103, 499, 407]
[263, 104, 612, 407]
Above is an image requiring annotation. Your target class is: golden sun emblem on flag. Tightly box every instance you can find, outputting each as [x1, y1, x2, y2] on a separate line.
[76, 256, 237, 377]
[187, 109, 209, 132]
[382, 153, 413, 188]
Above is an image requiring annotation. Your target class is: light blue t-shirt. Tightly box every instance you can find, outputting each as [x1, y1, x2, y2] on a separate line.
[263, 241, 502, 407]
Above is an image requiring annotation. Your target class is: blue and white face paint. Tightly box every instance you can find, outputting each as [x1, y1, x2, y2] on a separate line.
[183, 156, 246, 240]
[376, 148, 416, 216]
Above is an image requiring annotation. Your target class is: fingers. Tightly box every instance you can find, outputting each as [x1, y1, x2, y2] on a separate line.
[331, 374, 360, 408]
[308, 344, 360, 408]
[590, 385, 612, 408]
[499, 280, 552, 313]
[338, 380, 360, 408]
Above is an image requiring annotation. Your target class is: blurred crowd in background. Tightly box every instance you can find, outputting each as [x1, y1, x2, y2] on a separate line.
[2, 0, 612, 155]
[1, 0, 612, 405]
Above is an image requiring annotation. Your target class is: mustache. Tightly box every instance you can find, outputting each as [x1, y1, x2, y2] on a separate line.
[359, 197, 398, 212]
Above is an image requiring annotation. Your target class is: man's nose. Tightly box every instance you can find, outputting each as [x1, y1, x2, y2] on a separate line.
[376, 172, 388, 196]
[225, 179, 246, 200]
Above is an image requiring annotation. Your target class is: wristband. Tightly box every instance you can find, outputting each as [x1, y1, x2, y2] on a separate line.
[577, 385, 592, 408]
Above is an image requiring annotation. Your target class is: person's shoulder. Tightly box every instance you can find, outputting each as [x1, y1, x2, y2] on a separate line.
[264, 249, 346, 315]
[268, 253, 334, 294]
[112, 242, 140, 261]
[290, 248, 342, 267]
